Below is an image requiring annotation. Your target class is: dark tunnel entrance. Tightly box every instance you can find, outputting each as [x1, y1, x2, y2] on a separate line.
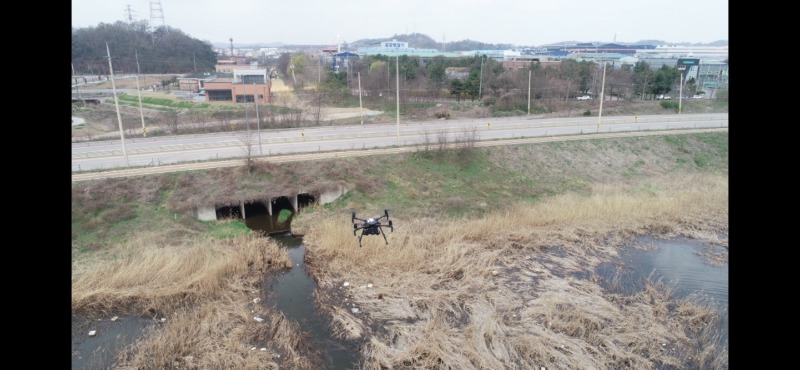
[216, 204, 242, 219]
[215, 194, 317, 235]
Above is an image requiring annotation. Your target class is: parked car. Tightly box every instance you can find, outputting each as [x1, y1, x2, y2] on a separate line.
[691, 95, 704, 99]
[576, 95, 592, 101]
[656, 95, 672, 100]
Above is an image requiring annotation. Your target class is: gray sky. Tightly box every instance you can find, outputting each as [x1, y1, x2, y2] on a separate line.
[72, 0, 728, 46]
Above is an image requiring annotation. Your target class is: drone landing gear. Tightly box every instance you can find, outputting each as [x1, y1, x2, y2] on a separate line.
[357, 226, 389, 247]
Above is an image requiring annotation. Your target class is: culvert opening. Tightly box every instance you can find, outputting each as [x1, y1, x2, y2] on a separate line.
[214, 193, 317, 235]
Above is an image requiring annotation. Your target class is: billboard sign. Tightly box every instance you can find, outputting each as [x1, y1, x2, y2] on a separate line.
[677, 58, 700, 81]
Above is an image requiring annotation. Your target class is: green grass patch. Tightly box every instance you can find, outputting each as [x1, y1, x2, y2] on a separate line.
[117, 94, 211, 109]
[277, 209, 293, 224]
[692, 132, 729, 154]
[205, 219, 252, 239]
[693, 153, 711, 168]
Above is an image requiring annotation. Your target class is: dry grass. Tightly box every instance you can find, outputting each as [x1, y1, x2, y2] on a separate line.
[303, 173, 728, 369]
[71, 233, 325, 368]
[71, 130, 727, 368]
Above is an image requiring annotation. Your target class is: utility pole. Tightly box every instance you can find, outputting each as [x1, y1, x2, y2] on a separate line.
[478, 56, 484, 99]
[358, 71, 363, 125]
[527, 70, 532, 114]
[598, 57, 608, 130]
[678, 74, 683, 114]
[597, 33, 617, 131]
[106, 42, 129, 166]
[135, 51, 147, 136]
[253, 83, 262, 155]
[396, 54, 400, 144]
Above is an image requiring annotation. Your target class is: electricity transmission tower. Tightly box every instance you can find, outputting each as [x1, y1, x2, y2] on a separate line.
[150, 1, 166, 29]
[124, 4, 136, 23]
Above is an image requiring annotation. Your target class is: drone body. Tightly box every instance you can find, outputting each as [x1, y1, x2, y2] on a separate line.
[352, 209, 393, 247]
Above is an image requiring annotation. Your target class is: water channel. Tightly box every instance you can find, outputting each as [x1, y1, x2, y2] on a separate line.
[71, 206, 727, 369]
[246, 209, 362, 369]
[595, 235, 729, 357]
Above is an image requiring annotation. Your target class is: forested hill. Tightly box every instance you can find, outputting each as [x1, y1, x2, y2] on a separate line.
[349, 33, 514, 51]
[72, 21, 217, 75]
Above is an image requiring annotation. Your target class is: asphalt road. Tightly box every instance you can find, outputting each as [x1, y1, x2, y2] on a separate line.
[72, 112, 728, 181]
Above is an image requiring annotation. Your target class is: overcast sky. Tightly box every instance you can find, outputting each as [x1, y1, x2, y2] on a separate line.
[72, 0, 728, 47]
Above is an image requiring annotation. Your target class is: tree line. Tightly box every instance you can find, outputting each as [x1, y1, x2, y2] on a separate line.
[72, 21, 217, 75]
[282, 51, 714, 114]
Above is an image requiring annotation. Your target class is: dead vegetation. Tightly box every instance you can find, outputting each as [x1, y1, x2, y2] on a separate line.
[302, 173, 728, 369]
[71, 130, 728, 369]
[71, 232, 322, 368]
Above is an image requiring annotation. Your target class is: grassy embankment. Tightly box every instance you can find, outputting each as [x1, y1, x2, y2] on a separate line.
[72, 131, 728, 369]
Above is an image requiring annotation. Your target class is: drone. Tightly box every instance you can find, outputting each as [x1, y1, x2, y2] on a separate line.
[352, 209, 393, 247]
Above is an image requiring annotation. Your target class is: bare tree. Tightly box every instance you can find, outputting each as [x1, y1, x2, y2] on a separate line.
[436, 129, 449, 152]
[310, 89, 324, 125]
[239, 129, 257, 173]
[456, 125, 479, 151]
[160, 109, 180, 135]
[420, 129, 433, 152]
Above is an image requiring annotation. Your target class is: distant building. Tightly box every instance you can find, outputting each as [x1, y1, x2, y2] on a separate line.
[636, 45, 728, 61]
[356, 40, 462, 58]
[177, 75, 216, 92]
[202, 69, 271, 103]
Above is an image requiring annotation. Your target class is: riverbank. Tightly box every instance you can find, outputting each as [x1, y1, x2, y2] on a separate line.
[300, 173, 727, 369]
[71, 131, 728, 368]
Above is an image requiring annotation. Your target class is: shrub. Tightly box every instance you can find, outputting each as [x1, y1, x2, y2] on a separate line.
[583, 109, 592, 116]
[660, 101, 679, 111]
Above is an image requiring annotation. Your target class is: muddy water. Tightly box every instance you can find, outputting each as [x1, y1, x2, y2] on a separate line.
[261, 234, 361, 369]
[71, 316, 154, 369]
[596, 236, 729, 346]
[246, 207, 360, 369]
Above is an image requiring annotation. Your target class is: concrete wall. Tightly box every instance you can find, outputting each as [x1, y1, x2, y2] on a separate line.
[196, 205, 217, 221]
[319, 185, 349, 205]
[193, 186, 349, 222]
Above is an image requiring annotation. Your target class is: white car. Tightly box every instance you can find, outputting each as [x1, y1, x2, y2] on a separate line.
[576, 95, 592, 101]
[691, 95, 704, 99]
